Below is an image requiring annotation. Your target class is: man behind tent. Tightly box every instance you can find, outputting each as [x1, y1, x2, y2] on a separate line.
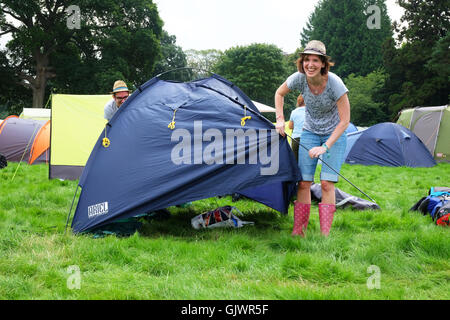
[104, 80, 131, 121]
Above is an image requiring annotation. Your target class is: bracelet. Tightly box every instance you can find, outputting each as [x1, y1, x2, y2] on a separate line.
[322, 143, 329, 152]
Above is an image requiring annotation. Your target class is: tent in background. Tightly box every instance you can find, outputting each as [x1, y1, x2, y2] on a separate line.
[346, 122, 436, 167]
[50, 94, 109, 179]
[343, 129, 365, 161]
[345, 122, 358, 134]
[251, 100, 276, 113]
[0, 116, 50, 164]
[396, 105, 449, 162]
[70, 74, 301, 234]
[20, 108, 51, 121]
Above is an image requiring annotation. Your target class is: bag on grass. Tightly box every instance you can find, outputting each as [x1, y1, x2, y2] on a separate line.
[410, 187, 450, 226]
[191, 206, 254, 229]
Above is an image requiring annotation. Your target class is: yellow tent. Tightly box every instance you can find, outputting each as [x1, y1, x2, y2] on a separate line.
[50, 94, 109, 179]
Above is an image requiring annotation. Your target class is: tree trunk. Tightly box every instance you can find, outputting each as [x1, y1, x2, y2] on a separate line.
[31, 50, 50, 109]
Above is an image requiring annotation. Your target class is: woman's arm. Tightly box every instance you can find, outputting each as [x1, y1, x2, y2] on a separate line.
[275, 82, 291, 136]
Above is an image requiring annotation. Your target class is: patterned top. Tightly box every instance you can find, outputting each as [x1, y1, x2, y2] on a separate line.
[286, 72, 348, 135]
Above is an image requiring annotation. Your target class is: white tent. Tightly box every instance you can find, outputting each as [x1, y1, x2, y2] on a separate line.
[19, 108, 51, 121]
[251, 100, 276, 113]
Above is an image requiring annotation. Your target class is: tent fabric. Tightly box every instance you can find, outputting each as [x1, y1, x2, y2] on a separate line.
[49, 93, 277, 180]
[397, 105, 449, 162]
[251, 100, 276, 113]
[0, 116, 49, 164]
[343, 129, 365, 161]
[50, 94, 108, 179]
[20, 108, 51, 121]
[237, 181, 298, 214]
[310, 183, 380, 210]
[346, 122, 436, 167]
[345, 122, 358, 134]
[71, 74, 301, 234]
[29, 120, 50, 164]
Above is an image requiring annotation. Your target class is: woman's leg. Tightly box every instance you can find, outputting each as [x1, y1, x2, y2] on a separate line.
[293, 181, 312, 236]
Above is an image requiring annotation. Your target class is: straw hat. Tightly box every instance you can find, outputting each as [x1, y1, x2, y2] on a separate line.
[110, 80, 130, 94]
[302, 40, 328, 57]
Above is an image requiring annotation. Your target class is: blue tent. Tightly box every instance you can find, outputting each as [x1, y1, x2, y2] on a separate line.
[345, 122, 358, 134]
[70, 75, 301, 233]
[343, 129, 365, 160]
[346, 122, 436, 167]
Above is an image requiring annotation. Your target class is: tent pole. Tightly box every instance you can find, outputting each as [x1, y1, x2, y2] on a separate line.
[65, 185, 80, 235]
[286, 133, 378, 205]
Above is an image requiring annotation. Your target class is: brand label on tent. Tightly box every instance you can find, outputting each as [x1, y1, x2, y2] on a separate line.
[170, 120, 279, 175]
[88, 202, 109, 219]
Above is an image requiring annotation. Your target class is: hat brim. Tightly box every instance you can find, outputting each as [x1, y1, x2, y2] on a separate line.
[110, 89, 131, 94]
[302, 49, 329, 57]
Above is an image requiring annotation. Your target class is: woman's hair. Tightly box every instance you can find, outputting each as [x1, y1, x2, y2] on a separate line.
[296, 54, 335, 75]
[297, 94, 305, 107]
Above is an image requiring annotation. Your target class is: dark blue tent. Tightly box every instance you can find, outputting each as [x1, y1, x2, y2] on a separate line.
[343, 129, 365, 160]
[70, 75, 301, 233]
[346, 122, 436, 167]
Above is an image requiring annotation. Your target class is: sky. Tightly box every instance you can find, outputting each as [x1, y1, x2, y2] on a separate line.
[0, 1, 405, 52]
[154, 0, 405, 53]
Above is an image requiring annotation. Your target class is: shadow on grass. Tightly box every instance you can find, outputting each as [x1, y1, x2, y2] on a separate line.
[138, 205, 290, 240]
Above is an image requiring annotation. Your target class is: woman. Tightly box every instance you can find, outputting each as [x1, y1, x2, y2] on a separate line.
[288, 94, 306, 164]
[275, 40, 350, 237]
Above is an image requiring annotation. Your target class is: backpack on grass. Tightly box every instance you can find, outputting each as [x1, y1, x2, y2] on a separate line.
[410, 187, 450, 226]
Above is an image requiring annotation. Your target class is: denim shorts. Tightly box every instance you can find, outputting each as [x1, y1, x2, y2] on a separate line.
[298, 130, 347, 182]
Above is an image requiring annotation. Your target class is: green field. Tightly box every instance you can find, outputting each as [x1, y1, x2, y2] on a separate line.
[0, 162, 449, 300]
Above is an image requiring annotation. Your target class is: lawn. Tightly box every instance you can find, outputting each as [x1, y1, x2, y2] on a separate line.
[0, 162, 449, 300]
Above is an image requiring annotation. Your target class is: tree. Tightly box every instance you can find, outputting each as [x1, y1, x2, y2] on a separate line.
[0, 0, 163, 108]
[186, 49, 223, 79]
[152, 30, 190, 82]
[0, 49, 30, 117]
[301, 0, 392, 79]
[213, 43, 290, 120]
[382, 0, 449, 116]
[345, 70, 389, 126]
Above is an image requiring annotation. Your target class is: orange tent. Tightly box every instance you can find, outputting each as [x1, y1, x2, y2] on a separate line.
[29, 120, 50, 164]
[0, 117, 50, 165]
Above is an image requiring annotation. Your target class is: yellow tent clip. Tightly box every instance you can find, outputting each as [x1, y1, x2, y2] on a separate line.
[168, 109, 177, 130]
[102, 124, 110, 148]
[241, 116, 251, 126]
[241, 105, 251, 126]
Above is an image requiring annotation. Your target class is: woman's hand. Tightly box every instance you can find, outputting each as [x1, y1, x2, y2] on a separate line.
[274, 82, 290, 137]
[309, 146, 327, 158]
[276, 119, 285, 136]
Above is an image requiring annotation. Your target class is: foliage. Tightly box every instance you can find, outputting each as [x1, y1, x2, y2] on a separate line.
[0, 0, 163, 107]
[301, 0, 393, 79]
[185, 49, 223, 79]
[0, 162, 449, 299]
[345, 70, 390, 126]
[382, 0, 450, 117]
[213, 43, 289, 117]
[152, 30, 191, 82]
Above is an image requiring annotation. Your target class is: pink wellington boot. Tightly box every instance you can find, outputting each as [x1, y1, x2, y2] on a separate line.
[292, 201, 311, 236]
[318, 203, 336, 236]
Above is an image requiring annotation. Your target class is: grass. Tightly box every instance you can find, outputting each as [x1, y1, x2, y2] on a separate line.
[0, 162, 449, 300]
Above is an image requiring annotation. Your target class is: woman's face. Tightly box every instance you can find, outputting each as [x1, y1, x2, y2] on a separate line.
[303, 54, 325, 78]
